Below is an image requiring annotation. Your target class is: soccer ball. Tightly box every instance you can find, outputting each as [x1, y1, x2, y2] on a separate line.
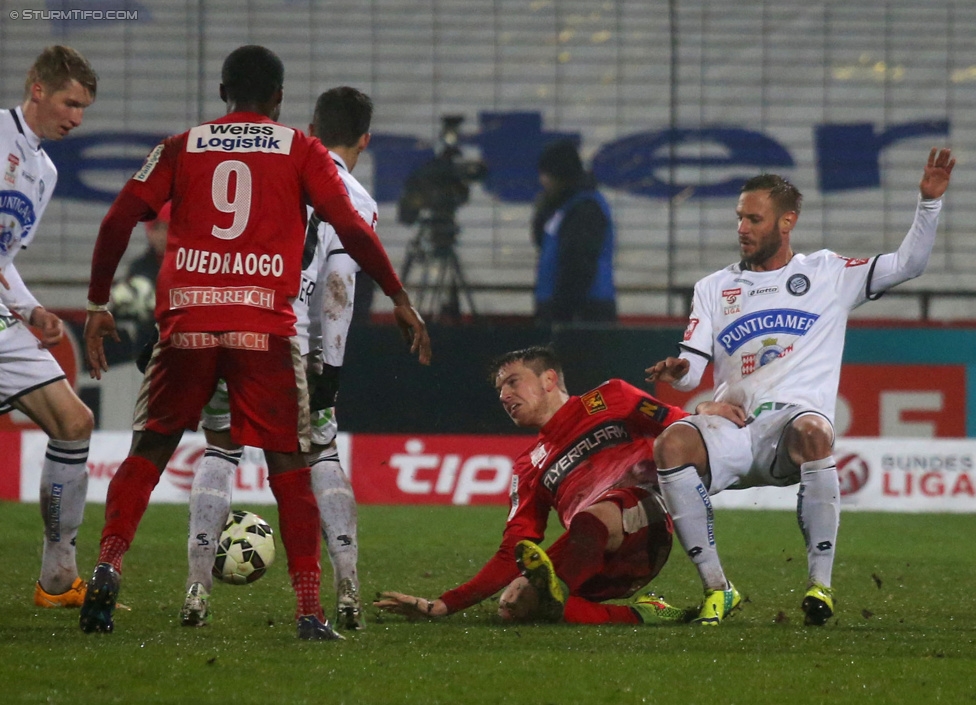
[212, 510, 276, 585]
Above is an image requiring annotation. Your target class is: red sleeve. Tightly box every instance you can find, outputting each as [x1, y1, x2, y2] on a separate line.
[87, 187, 156, 304]
[302, 139, 403, 296]
[439, 456, 549, 613]
[609, 379, 688, 433]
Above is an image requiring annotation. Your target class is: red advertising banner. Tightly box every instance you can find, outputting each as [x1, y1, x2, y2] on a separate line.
[349, 433, 532, 505]
[652, 364, 965, 437]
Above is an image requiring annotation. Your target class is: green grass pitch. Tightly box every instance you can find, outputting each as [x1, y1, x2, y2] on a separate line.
[2, 502, 974, 704]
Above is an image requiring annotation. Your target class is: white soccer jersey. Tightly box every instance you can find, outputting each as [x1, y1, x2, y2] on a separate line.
[675, 197, 942, 424]
[293, 152, 377, 361]
[0, 107, 57, 319]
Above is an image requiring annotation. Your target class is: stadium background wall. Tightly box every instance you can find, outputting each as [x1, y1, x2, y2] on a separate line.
[1, 0, 975, 319]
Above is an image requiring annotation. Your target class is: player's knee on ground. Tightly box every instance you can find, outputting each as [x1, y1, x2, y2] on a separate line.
[498, 576, 538, 622]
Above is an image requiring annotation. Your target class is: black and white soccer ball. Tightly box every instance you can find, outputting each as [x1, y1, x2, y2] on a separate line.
[212, 510, 276, 585]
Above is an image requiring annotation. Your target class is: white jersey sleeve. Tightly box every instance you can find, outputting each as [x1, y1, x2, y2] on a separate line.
[0, 107, 57, 319]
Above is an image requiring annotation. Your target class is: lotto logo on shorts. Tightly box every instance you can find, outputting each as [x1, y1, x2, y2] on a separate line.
[170, 331, 269, 351]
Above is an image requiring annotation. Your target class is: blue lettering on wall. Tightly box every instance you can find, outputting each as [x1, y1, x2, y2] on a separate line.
[43, 114, 951, 205]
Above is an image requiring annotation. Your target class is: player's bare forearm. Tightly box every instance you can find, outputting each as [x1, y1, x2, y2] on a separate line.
[374, 591, 448, 619]
[919, 148, 955, 200]
[83, 310, 120, 380]
[645, 356, 690, 386]
[28, 307, 64, 349]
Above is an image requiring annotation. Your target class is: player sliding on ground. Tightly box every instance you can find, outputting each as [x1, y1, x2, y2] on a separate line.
[646, 148, 955, 626]
[376, 346, 744, 624]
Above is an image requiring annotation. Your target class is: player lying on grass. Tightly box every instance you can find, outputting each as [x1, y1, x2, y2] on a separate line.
[375, 346, 745, 624]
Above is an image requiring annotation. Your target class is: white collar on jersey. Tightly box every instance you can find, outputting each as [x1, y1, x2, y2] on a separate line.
[328, 150, 349, 174]
[12, 106, 42, 151]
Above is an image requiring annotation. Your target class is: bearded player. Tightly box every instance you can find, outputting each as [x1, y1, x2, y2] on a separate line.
[646, 148, 955, 626]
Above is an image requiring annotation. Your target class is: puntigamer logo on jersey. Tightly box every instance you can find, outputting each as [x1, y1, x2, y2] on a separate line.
[717, 308, 819, 354]
[187, 123, 295, 154]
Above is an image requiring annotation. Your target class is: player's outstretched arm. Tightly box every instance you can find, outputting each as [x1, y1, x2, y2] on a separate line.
[391, 289, 432, 365]
[374, 591, 448, 619]
[645, 356, 690, 385]
[83, 310, 121, 380]
[919, 147, 955, 200]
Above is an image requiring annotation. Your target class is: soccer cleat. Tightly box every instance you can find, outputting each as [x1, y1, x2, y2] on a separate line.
[514, 540, 566, 622]
[335, 578, 365, 631]
[34, 577, 86, 608]
[79, 563, 121, 633]
[180, 582, 210, 627]
[801, 583, 835, 626]
[297, 615, 345, 641]
[631, 592, 694, 625]
[692, 583, 741, 625]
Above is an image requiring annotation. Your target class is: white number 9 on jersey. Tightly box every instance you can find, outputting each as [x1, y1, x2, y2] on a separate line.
[211, 160, 252, 240]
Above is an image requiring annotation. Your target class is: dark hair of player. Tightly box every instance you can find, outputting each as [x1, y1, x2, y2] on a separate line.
[741, 173, 803, 216]
[25, 45, 98, 98]
[488, 345, 564, 387]
[312, 87, 373, 148]
[220, 45, 284, 105]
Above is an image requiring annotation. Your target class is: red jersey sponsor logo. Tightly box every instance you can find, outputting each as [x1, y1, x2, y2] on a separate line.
[169, 286, 275, 310]
[170, 331, 270, 350]
[683, 318, 699, 341]
[638, 400, 667, 423]
[187, 123, 295, 154]
[840, 256, 870, 267]
[133, 143, 163, 182]
[581, 390, 607, 415]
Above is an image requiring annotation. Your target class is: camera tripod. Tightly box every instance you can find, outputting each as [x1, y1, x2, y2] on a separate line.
[400, 219, 477, 323]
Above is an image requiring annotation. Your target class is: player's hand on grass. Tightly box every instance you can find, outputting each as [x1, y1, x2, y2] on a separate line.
[645, 356, 689, 386]
[374, 591, 448, 619]
[391, 289, 432, 365]
[696, 401, 747, 427]
[919, 148, 955, 201]
[83, 310, 121, 380]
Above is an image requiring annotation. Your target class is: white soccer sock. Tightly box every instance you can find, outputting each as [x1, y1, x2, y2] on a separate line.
[309, 447, 359, 591]
[186, 446, 241, 591]
[658, 464, 728, 592]
[39, 439, 89, 593]
[797, 456, 839, 589]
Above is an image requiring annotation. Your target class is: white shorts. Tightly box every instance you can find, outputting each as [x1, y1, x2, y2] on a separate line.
[201, 377, 339, 447]
[675, 404, 833, 493]
[0, 318, 67, 414]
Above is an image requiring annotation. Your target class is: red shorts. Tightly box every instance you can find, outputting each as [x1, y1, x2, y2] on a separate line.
[547, 486, 673, 602]
[133, 332, 310, 453]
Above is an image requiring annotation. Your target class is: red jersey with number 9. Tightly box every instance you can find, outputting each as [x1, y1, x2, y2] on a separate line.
[121, 111, 398, 339]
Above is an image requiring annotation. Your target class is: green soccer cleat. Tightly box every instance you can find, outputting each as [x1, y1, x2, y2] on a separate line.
[180, 582, 210, 627]
[631, 593, 694, 625]
[335, 578, 365, 631]
[79, 563, 121, 634]
[514, 540, 566, 622]
[801, 583, 835, 626]
[692, 583, 741, 625]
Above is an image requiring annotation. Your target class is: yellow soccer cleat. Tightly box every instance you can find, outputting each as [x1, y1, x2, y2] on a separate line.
[692, 583, 741, 625]
[514, 540, 565, 622]
[34, 577, 86, 608]
[801, 583, 835, 626]
[631, 592, 694, 624]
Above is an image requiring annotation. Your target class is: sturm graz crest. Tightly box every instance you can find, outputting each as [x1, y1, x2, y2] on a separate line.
[787, 273, 810, 296]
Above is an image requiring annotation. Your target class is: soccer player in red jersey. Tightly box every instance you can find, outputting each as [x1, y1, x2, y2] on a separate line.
[376, 346, 744, 625]
[79, 45, 430, 639]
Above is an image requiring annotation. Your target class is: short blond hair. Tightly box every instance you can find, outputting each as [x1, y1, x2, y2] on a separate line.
[24, 45, 98, 99]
